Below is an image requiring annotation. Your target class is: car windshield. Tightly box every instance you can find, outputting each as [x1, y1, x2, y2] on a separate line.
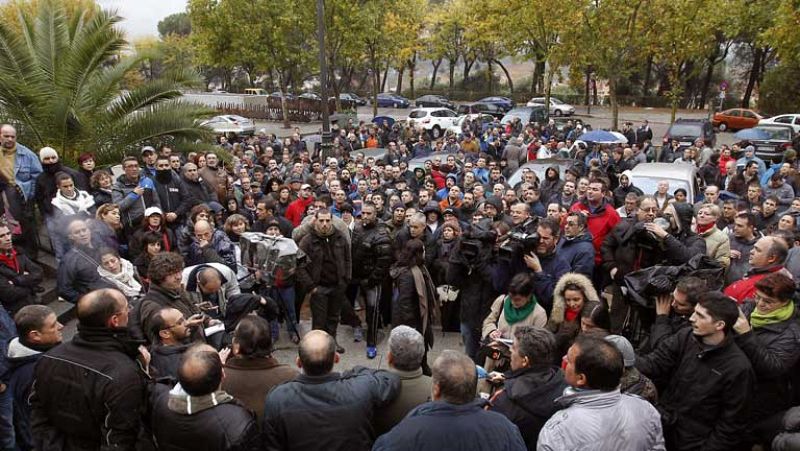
[756, 126, 792, 140]
[551, 98, 564, 104]
[632, 177, 690, 196]
[669, 124, 702, 137]
[409, 110, 427, 119]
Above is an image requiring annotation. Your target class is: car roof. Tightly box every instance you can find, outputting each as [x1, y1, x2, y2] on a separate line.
[630, 163, 696, 179]
[410, 107, 453, 112]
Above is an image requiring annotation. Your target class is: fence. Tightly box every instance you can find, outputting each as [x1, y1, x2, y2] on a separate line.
[183, 93, 354, 122]
[403, 89, 676, 108]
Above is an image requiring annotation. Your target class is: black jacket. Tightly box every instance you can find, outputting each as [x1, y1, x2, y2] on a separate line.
[149, 343, 191, 383]
[636, 328, 755, 451]
[180, 176, 214, 206]
[153, 171, 192, 221]
[736, 302, 800, 420]
[30, 327, 146, 451]
[488, 364, 567, 449]
[56, 245, 109, 303]
[296, 228, 351, 288]
[0, 252, 43, 313]
[262, 367, 400, 451]
[35, 163, 81, 217]
[351, 222, 392, 286]
[149, 383, 261, 451]
[645, 312, 691, 354]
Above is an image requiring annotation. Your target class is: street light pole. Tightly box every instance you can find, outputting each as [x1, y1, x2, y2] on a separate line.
[316, 0, 332, 160]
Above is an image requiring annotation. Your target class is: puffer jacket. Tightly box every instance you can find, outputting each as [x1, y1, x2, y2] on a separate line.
[150, 383, 261, 451]
[4, 337, 46, 450]
[548, 273, 600, 332]
[488, 364, 567, 449]
[700, 226, 731, 269]
[570, 198, 621, 265]
[184, 229, 238, 272]
[538, 388, 665, 451]
[736, 301, 800, 420]
[556, 231, 595, 278]
[263, 367, 400, 451]
[30, 326, 146, 451]
[351, 221, 392, 287]
[636, 328, 754, 451]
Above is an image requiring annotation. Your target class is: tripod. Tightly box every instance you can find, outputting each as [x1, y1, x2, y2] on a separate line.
[254, 245, 301, 343]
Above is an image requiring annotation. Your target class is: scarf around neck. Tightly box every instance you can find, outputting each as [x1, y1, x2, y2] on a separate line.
[751, 301, 794, 329]
[503, 295, 537, 325]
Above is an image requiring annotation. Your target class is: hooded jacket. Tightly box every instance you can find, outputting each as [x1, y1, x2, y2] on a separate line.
[538, 388, 665, 451]
[556, 231, 595, 278]
[150, 383, 261, 451]
[373, 399, 526, 451]
[488, 364, 567, 449]
[539, 165, 564, 203]
[5, 337, 49, 450]
[570, 198, 621, 265]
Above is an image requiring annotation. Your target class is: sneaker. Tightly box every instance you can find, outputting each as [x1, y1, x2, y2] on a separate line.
[353, 326, 364, 342]
[336, 342, 345, 354]
[366, 346, 377, 359]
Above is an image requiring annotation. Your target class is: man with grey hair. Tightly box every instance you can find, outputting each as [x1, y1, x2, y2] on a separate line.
[373, 326, 432, 435]
[373, 350, 526, 451]
[486, 326, 567, 449]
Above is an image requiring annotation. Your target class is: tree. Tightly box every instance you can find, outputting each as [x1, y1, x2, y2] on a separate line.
[188, 0, 238, 90]
[428, 1, 467, 95]
[0, 0, 211, 164]
[158, 12, 191, 37]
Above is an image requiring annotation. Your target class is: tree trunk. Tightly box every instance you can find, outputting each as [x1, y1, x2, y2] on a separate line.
[463, 57, 474, 88]
[532, 62, 540, 93]
[642, 54, 653, 97]
[536, 61, 546, 93]
[742, 46, 762, 108]
[279, 76, 291, 129]
[409, 53, 417, 99]
[381, 64, 389, 92]
[494, 59, 513, 93]
[584, 68, 591, 105]
[699, 56, 715, 112]
[609, 78, 619, 130]
[372, 66, 379, 118]
[487, 58, 493, 93]
[448, 57, 456, 96]
[396, 65, 405, 94]
[430, 58, 442, 89]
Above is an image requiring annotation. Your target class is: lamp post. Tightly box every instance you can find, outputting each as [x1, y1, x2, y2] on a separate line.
[316, 0, 332, 160]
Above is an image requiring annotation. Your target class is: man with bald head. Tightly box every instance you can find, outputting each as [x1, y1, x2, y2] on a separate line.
[180, 162, 215, 204]
[150, 344, 261, 450]
[373, 350, 526, 451]
[263, 330, 400, 450]
[30, 289, 148, 450]
[724, 235, 789, 303]
[184, 219, 237, 271]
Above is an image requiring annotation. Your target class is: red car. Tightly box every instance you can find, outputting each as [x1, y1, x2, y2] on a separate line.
[712, 108, 763, 132]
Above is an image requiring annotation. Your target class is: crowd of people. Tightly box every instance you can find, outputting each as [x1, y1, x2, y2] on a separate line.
[1, 112, 800, 450]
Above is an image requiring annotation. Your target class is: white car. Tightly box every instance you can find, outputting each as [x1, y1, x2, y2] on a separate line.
[525, 97, 575, 116]
[406, 107, 458, 139]
[445, 113, 495, 136]
[199, 115, 256, 135]
[759, 114, 800, 134]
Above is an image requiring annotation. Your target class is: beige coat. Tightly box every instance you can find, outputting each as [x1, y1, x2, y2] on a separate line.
[701, 226, 731, 269]
[481, 294, 548, 339]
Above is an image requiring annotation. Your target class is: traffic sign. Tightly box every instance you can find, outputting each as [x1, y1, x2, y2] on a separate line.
[720, 81, 729, 92]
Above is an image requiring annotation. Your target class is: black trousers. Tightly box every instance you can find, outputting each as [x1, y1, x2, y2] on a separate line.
[310, 285, 345, 338]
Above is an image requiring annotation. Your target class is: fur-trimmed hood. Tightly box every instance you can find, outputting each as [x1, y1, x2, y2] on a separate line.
[549, 273, 600, 326]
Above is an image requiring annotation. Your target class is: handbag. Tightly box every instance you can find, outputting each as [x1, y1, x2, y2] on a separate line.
[1, 191, 21, 235]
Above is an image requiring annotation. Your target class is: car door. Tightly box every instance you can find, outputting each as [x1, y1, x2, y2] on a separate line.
[740, 110, 759, 129]
[725, 109, 742, 129]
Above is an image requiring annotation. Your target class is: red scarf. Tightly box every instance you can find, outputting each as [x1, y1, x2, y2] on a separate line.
[697, 222, 715, 235]
[0, 249, 19, 273]
[565, 307, 580, 323]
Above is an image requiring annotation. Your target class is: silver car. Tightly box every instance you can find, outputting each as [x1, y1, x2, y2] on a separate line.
[525, 97, 575, 116]
[199, 115, 256, 135]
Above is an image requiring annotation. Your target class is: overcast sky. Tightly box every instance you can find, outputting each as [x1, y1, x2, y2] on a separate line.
[97, 0, 187, 38]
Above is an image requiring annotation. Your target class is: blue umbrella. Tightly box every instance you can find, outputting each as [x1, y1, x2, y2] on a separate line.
[372, 116, 395, 126]
[735, 128, 772, 141]
[579, 130, 625, 143]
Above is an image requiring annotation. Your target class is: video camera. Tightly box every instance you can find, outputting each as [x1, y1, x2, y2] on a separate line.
[499, 231, 540, 262]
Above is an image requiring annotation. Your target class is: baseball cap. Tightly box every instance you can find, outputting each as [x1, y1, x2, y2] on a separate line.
[144, 206, 163, 217]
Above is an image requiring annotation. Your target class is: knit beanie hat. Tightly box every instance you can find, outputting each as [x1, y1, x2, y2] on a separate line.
[605, 334, 635, 367]
[39, 147, 58, 162]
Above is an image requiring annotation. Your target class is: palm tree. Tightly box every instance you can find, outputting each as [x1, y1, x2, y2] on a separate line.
[0, 0, 212, 165]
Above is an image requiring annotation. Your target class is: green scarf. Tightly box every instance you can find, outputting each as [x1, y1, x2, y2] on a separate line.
[503, 295, 537, 325]
[751, 301, 795, 329]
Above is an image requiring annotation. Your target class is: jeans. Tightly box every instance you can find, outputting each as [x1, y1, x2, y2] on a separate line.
[310, 285, 345, 338]
[269, 286, 298, 336]
[460, 322, 481, 362]
[0, 389, 13, 451]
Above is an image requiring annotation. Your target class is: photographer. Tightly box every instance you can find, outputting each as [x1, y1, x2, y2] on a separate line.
[601, 197, 706, 332]
[642, 277, 704, 354]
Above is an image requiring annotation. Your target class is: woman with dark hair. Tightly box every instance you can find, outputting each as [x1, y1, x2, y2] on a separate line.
[672, 188, 688, 204]
[547, 272, 602, 364]
[263, 177, 282, 199]
[132, 231, 162, 288]
[239, 192, 258, 226]
[735, 272, 800, 445]
[391, 238, 438, 374]
[274, 185, 292, 217]
[75, 153, 96, 191]
[97, 247, 142, 300]
[482, 273, 548, 342]
[129, 208, 176, 260]
[91, 203, 128, 256]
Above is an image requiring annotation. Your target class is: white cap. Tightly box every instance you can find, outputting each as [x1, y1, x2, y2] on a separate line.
[144, 206, 163, 217]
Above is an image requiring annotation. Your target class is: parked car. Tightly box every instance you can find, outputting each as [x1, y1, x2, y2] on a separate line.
[407, 149, 461, 171]
[299, 92, 322, 101]
[507, 158, 578, 187]
[376, 93, 411, 108]
[355, 148, 389, 163]
[339, 92, 367, 106]
[406, 107, 458, 139]
[500, 106, 549, 126]
[415, 95, 455, 109]
[526, 97, 575, 116]
[244, 88, 267, 95]
[269, 91, 296, 100]
[742, 124, 796, 164]
[198, 115, 256, 135]
[456, 102, 505, 119]
[662, 118, 716, 149]
[477, 96, 515, 112]
[629, 163, 699, 202]
[759, 114, 800, 134]
[712, 108, 763, 132]
[446, 113, 496, 136]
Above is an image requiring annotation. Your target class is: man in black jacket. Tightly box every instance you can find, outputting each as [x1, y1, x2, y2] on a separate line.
[0, 222, 43, 314]
[180, 163, 214, 206]
[263, 330, 400, 450]
[152, 156, 190, 228]
[636, 291, 755, 451]
[487, 326, 566, 449]
[297, 210, 351, 351]
[30, 288, 148, 450]
[147, 307, 193, 382]
[57, 218, 109, 303]
[351, 202, 393, 359]
[150, 344, 261, 450]
[645, 277, 704, 354]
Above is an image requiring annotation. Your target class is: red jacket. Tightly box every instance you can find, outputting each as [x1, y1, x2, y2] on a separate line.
[570, 199, 621, 264]
[285, 196, 314, 227]
[723, 265, 786, 303]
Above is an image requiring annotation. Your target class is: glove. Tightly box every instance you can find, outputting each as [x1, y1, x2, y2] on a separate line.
[437, 285, 459, 303]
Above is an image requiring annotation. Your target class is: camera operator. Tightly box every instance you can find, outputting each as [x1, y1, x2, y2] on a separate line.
[601, 197, 706, 332]
[521, 218, 570, 316]
[641, 277, 705, 354]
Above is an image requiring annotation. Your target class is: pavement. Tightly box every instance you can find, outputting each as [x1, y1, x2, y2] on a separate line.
[255, 104, 737, 148]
